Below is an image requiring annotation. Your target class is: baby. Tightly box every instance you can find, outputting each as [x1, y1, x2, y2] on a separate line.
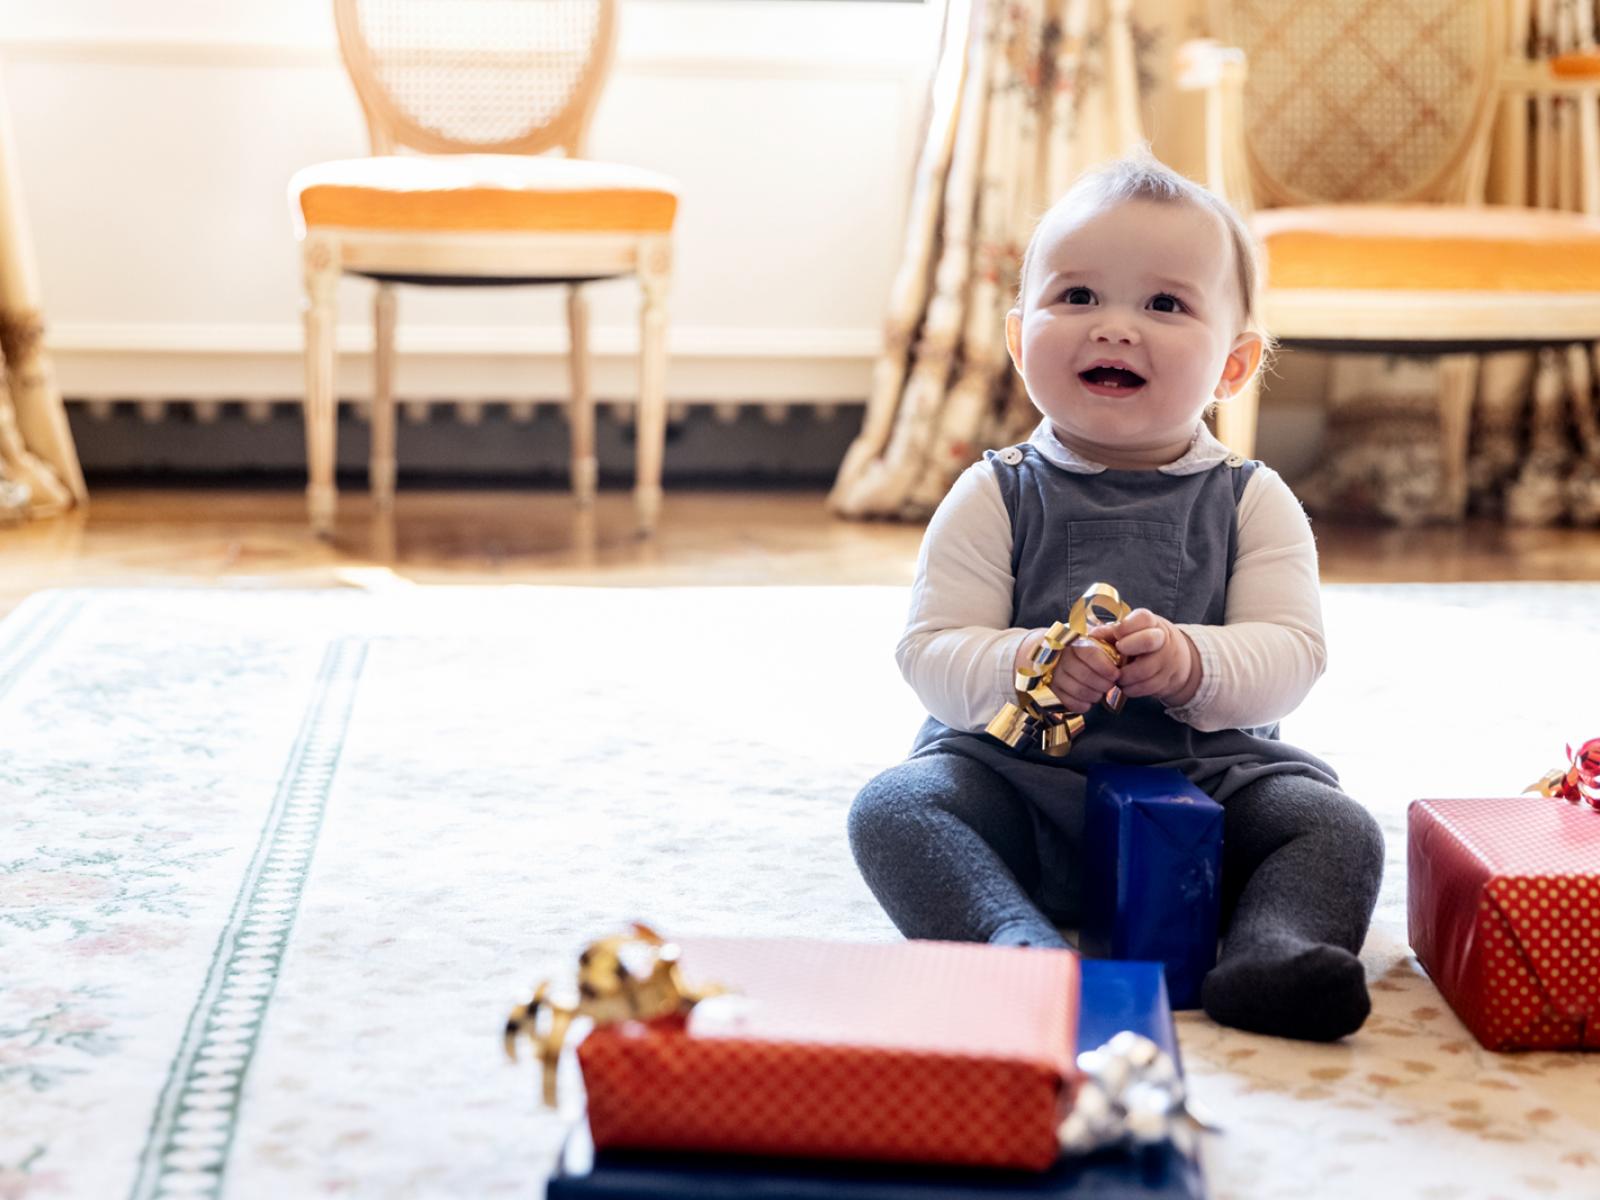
[848, 154, 1384, 1042]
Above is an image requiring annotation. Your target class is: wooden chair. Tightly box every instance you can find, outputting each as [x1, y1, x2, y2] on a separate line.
[1179, 0, 1600, 518]
[290, 0, 677, 536]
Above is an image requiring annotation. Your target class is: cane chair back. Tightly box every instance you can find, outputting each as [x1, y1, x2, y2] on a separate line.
[333, 0, 618, 156]
[1222, 0, 1503, 206]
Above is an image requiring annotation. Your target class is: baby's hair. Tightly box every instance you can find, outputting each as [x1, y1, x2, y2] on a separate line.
[1017, 151, 1269, 345]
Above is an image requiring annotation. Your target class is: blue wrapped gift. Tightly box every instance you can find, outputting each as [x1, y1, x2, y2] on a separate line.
[546, 959, 1203, 1200]
[1081, 765, 1223, 1010]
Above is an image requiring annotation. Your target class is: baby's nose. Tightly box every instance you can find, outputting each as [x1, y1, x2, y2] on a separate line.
[1091, 322, 1137, 344]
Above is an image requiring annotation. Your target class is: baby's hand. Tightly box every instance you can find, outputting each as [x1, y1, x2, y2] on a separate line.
[1014, 626, 1122, 713]
[1104, 609, 1202, 706]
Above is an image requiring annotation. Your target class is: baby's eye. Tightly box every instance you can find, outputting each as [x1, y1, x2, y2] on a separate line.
[1063, 287, 1095, 305]
[1149, 293, 1186, 314]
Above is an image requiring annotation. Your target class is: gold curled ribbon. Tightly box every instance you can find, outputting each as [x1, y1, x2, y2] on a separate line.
[504, 922, 724, 1106]
[986, 582, 1131, 757]
[1525, 737, 1600, 812]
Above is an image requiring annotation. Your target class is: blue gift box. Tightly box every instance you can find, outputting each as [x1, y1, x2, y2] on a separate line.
[1081, 766, 1223, 1011]
[546, 958, 1203, 1200]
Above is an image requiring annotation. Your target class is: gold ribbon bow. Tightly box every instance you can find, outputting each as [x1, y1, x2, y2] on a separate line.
[986, 582, 1131, 757]
[504, 922, 724, 1106]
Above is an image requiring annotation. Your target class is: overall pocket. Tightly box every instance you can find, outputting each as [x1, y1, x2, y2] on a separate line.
[1065, 519, 1184, 621]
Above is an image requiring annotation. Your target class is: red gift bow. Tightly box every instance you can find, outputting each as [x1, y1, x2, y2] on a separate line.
[1528, 737, 1600, 811]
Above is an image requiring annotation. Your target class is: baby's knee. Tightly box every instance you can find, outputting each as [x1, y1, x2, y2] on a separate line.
[1243, 774, 1385, 875]
[847, 762, 923, 854]
[1323, 789, 1385, 876]
[847, 756, 972, 855]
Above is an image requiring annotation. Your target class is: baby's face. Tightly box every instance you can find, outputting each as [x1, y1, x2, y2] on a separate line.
[1008, 197, 1258, 467]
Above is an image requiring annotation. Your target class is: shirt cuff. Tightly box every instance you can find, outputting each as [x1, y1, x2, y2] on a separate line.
[995, 628, 1030, 707]
[1163, 624, 1220, 727]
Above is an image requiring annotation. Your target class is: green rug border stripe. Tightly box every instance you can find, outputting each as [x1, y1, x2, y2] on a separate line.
[128, 636, 368, 1200]
[0, 593, 85, 707]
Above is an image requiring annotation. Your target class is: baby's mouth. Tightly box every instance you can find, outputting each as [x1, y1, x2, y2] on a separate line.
[1078, 366, 1147, 395]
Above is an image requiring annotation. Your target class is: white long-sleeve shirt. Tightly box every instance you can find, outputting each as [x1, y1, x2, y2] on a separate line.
[896, 421, 1327, 734]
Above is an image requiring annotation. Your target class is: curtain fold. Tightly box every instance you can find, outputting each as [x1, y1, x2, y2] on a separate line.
[828, 0, 1147, 520]
[0, 59, 86, 522]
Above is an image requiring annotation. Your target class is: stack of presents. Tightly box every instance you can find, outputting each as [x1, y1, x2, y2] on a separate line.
[511, 740, 1599, 1200]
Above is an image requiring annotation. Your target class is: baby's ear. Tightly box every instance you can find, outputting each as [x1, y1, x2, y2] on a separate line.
[1215, 332, 1263, 399]
[1006, 309, 1024, 373]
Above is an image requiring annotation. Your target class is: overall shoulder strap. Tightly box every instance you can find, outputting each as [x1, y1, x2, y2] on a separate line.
[984, 444, 1029, 578]
[1224, 453, 1259, 576]
[1227, 452, 1258, 503]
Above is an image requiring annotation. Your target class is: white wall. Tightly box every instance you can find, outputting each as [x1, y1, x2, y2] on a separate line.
[0, 0, 941, 404]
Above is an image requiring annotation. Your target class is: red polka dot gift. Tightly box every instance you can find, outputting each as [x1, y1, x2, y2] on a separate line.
[572, 936, 1081, 1170]
[1408, 739, 1600, 1051]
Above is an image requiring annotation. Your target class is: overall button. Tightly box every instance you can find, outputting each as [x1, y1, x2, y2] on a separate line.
[1224, 453, 1245, 467]
[999, 447, 1024, 465]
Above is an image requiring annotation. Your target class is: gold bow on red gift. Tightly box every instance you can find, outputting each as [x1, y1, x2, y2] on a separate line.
[1527, 737, 1600, 811]
[504, 922, 724, 1106]
[986, 582, 1130, 757]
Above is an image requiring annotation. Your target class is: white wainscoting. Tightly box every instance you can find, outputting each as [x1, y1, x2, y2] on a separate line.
[1, 0, 940, 406]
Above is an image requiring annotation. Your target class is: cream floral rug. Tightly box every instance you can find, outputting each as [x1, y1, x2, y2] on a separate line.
[2, 584, 1597, 1200]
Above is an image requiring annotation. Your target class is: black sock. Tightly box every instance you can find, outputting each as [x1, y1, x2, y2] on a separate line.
[1201, 934, 1370, 1041]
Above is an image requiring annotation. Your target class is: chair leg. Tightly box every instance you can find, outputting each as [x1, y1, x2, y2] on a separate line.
[1214, 371, 1260, 458]
[301, 239, 340, 536]
[634, 242, 671, 537]
[1578, 91, 1600, 218]
[567, 284, 597, 506]
[1434, 354, 1478, 522]
[371, 283, 398, 509]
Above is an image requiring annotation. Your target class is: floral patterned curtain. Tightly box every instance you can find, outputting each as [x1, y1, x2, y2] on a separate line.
[0, 60, 84, 521]
[827, 0, 1149, 519]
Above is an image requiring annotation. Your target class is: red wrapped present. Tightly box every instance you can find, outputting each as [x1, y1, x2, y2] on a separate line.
[1409, 797, 1600, 1051]
[577, 937, 1079, 1170]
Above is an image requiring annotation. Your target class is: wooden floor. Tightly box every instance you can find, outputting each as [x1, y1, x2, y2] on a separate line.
[3, 486, 1600, 620]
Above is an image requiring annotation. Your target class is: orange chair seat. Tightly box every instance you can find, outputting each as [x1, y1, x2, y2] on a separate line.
[1254, 205, 1600, 293]
[291, 155, 678, 235]
[1552, 50, 1600, 79]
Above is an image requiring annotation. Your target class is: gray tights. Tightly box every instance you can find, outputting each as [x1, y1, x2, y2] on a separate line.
[847, 753, 1385, 1041]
